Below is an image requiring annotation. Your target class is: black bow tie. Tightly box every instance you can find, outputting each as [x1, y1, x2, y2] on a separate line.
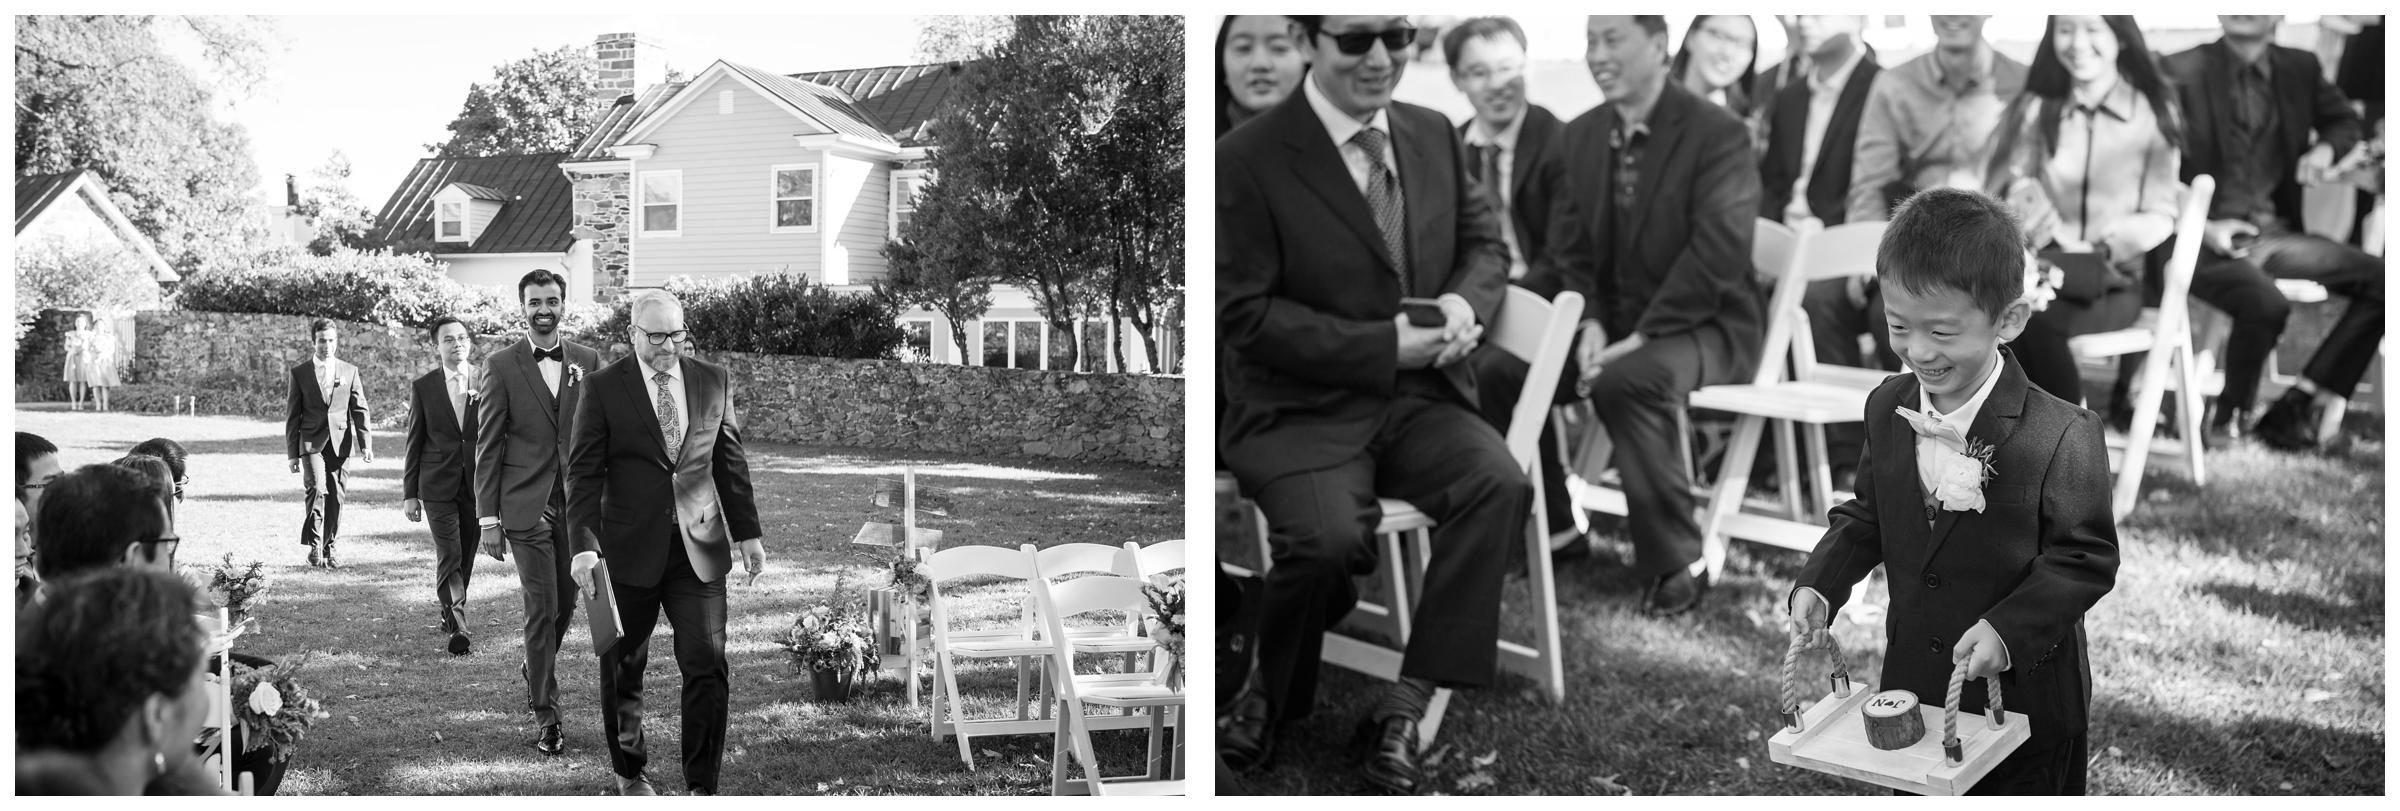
[532, 345, 563, 363]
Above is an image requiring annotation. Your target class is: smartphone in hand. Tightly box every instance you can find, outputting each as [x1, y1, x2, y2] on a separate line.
[1400, 297, 1446, 328]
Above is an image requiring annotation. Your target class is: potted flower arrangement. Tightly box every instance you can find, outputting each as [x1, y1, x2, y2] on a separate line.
[228, 651, 327, 795]
[1141, 575, 1186, 690]
[779, 600, 873, 701]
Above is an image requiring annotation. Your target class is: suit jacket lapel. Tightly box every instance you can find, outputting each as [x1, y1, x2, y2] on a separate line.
[1509, 109, 1546, 206]
[623, 360, 675, 468]
[2273, 48, 2314, 157]
[1278, 97, 1399, 274]
[1627, 88, 1687, 243]
[676, 361, 712, 467]
[517, 340, 559, 426]
[1586, 104, 1622, 269]
[1394, 108, 1441, 295]
[1879, 373, 1936, 560]
[1924, 350, 2031, 567]
[2202, 42, 2238, 176]
[428, 372, 461, 436]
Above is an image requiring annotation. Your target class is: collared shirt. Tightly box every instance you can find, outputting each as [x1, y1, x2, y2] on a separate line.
[2217, 50, 2285, 224]
[313, 357, 335, 398]
[1787, 46, 1869, 223]
[2014, 75, 2180, 260]
[1910, 348, 2006, 497]
[443, 362, 477, 422]
[1304, 75, 1396, 197]
[1610, 112, 1654, 234]
[1464, 109, 1528, 279]
[1847, 47, 2028, 222]
[645, 358, 690, 454]
[526, 337, 563, 395]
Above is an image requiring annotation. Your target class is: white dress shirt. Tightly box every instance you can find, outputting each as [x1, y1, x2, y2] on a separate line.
[645, 358, 690, 456]
[1305, 75, 1395, 197]
[528, 337, 563, 395]
[1788, 46, 1868, 223]
[314, 357, 336, 399]
[444, 362, 477, 421]
[1910, 349, 2006, 494]
[1464, 109, 1529, 279]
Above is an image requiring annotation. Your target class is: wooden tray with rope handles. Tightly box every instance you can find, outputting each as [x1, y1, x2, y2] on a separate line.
[1767, 631, 2029, 795]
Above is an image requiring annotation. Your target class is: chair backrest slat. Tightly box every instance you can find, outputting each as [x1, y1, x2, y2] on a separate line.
[1748, 220, 1888, 386]
[923, 544, 1035, 583]
[2157, 175, 2214, 335]
[1491, 286, 1585, 473]
[1031, 542, 1127, 580]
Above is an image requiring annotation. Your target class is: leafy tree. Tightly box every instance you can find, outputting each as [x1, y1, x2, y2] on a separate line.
[876, 177, 999, 361]
[295, 149, 375, 255]
[429, 44, 597, 157]
[15, 15, 276, 274]
[913, 15, 1013, 62]
[14, 234, 163, 340]
[1076, 15, 1183, 373]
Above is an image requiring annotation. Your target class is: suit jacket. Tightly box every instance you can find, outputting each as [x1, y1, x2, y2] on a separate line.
[285, 359, 369, 459]
[403, 365, 479, 505]
[2165, 40, 2364, 228]
[1759, 54, 1882, 224]
[1795, 351, 2118, 746]
[1456, 104, 1576, 299]
[1217, 88, 1510, 487]
[566, 356, 763, 588]
[1554, 81, 1766, 368]
[474, 337, 603, 532]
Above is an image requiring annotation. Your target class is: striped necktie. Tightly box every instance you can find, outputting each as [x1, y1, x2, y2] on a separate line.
[1350, 126, 1408, 293]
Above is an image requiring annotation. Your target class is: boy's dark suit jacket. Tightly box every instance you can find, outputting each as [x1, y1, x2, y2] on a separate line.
[402, 367, 478, 506]
[1796, 351, 2119, 752]
[565, 356, 762, 589]
[2164, 39, 2364, 228]
[1217, 89, 1510, 487]
[1552, 80, 1765, 373]
[1455, 103, 1575, 298]
[1758, 54, 1882, 225]
[285, 359, 369, 460]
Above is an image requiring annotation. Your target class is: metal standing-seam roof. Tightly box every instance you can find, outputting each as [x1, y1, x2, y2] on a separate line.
[366, 152, 574, 253]
[568, 60, 974, 160]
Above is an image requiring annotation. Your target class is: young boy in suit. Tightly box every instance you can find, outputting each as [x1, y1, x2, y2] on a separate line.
[1788, 188, 2119, 794]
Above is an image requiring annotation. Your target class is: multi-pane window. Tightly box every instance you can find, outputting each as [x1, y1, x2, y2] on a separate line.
[437, 201, 464, 239]
[638, 171, 681, 235]
[891, 169, 928, 237]
[772, 165, 816, 232]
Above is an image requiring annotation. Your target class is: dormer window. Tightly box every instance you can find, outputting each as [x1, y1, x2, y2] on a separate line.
[437, 201, 465, 240]
[432, 183, 506, 244]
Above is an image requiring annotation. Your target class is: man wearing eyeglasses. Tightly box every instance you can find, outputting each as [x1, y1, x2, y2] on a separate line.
[406, 316, 483, 656]
[1218, 13, 1522, 795]
[473, 268, 603, 757]
[565, 289, 763, 796]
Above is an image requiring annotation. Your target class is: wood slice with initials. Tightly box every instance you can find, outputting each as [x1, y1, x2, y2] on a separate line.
[1861, 690, 1926, 750]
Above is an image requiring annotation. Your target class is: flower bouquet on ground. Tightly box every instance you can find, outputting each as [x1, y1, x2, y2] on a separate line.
[231, 653, 328, 763]
[1141, 575, 1186, 690]
[778, 589, 874, 701]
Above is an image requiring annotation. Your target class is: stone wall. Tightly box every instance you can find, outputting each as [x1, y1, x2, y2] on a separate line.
[83, 310, 1181, 467]
[569, 169, 632, 304]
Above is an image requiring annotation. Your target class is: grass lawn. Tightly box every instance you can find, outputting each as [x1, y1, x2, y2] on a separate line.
[16, 404, 1184, 795]
[1220, 412, 2385, 795]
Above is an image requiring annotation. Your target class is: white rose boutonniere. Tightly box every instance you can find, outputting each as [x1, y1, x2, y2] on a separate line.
[566, 362, 586, 387]
[1931, 438, 1999, 513]
[248, 681, 284, 717]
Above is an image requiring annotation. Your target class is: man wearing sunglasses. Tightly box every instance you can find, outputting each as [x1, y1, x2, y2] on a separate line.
[1218, 13, 1523, 795]
[473, 268, 604, 758]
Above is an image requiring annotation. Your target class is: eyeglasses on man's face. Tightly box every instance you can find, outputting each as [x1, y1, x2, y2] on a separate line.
[1319, 26, 1416, 57]
[634, 325, 692, 346]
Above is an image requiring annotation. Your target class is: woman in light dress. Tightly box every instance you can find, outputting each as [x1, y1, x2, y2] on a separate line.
[81, 315, 120, 412]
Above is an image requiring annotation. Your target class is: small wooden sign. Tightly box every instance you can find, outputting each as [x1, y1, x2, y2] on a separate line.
[851, 522, 945, 548]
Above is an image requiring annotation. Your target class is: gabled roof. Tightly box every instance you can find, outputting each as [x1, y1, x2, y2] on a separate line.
[444, 182, 511, 201]
[368, 152, 574, 254]
[14, 168, 178, 282]
[570, 60, 972, 161]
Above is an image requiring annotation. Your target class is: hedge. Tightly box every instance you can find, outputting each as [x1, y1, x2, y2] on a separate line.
[176, 249, 607, 336]
[585, 274, 905, 361]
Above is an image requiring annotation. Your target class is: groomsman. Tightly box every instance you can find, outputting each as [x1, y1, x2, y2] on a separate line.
[1218, 13, 1526, 794]
[567, 289, 764, 796]
[474, 269, 603, 756]
[404, 315, 481, 656]
[285, 318, 372, 569]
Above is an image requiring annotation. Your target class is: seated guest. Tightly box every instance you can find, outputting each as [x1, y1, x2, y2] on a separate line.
[1217, 15, 1309, 138]
[1554, 15, 1765, 614]
[35, 465, 175, 578]
[1218, 13, 1526, 794]
[127, 438, 188, 503]
[1673, 16, 1760, 117]
[16, 566, 228, 796]
[2165, 15, 2383, 449]
[113, 455, 181, 540]
[16, 431, 63, 605]
[1983, 15, 2203, 410]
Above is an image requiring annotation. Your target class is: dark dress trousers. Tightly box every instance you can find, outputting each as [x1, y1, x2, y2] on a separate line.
[567, 355, 761, 792]
[404, 366, 479, 635]
[1219, 87, 1528, 720]
[1461, 103, 1582, 539]
[1797, 352, 2118, 794]
[285, 359, 369, 556]
[473, 337, 602, 728]
[1552, 80, 1766, 579]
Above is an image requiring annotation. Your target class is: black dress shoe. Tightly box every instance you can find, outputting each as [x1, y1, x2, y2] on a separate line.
[1644, 568, 1709, 617]
[1218, 689, 1276, 773]
[1359, 716, 1421, 795]
[2202, 406, 2250, 449]
[322, 556, 341, 570]
[447, 631, 471, 656]
[306, 549, 323, 568]
[2251, 389, 2318, 452]
[532, 723, 564, 756]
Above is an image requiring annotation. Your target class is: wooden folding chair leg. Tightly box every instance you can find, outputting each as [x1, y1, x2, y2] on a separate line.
[2176, 339, 2208, 486]
[1802, 422, 1835, 516]
[2116, 348, 2172, 520]
[1701, 414, 1769, 582]
[1773, 419, 1804, 520]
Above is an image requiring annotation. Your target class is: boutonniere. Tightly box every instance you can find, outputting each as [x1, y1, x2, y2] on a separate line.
[566, 362, 586, 387]
[1930, 438, 1998, 513]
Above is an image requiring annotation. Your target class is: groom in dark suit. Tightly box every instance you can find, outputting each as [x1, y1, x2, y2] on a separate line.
[403, 315, 481, 656]
[1217, 14, 1528, 794]
[473, 269, 603, 756]
[285, 317, 372, 569]
[567, 289, 764, 796]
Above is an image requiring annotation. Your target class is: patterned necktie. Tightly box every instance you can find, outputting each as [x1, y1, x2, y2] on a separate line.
[654, 370, 682, 461]
[1350, 126, 1408, 292]
[1476, 144, 1508, 221]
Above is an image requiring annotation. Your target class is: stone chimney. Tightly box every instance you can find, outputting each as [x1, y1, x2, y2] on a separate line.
[592, 32, 666, 115]
[284, 174, 298, 207]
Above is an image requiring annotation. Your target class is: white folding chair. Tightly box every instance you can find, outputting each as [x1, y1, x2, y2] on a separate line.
[2066, 175, 2215, 520]
[921, 543, 1050, 768]
[1032, 542, 1152, 658]
[1689, 221, 1890, 578]
[1030, 574, 1185, 796]
[1319, 286, 1583, 747]
[1119, 539, 1187, 584]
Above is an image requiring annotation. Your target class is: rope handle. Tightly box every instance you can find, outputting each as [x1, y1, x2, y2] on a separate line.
[1940, 658, 2007, 764]
[1779, 625, 1854, 732]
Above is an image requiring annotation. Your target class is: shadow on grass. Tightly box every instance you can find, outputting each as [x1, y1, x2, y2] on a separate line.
[2091, 704, 2386, 794]
[2196, 579, 2385, 636]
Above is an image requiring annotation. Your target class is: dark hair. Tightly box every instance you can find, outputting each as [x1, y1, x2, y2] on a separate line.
[110, 455, 175, 508]
[1215, 15, 1301, 138]
[1671, 16, 1759, 94]
[516, 269, 569, 301]
[16, 431, 58, 501]
[125, 438, 186, 495]
[1441, 17, 1527, 68]
[426, 314, 467, 342]
[1986, 16, 2183, 185]
[16, 566, 205, 754]
[1878, 188, 2027, 320]
[308, 317, 334, 336]
[35, 465, 167, 578]
[1634, 15, 1669, 38]
[1288, 15, 1323, 39]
